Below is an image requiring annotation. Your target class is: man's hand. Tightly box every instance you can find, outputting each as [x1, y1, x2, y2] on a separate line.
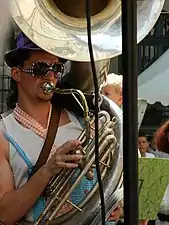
[45, 140, 83, 176]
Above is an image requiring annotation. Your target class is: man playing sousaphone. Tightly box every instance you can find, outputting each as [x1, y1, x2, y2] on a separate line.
[0, 32, 121, 225]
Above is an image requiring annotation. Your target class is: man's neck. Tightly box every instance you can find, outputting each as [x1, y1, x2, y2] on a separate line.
[17, 100, 51, 128]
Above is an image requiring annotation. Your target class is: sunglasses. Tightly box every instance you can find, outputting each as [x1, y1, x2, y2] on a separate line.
[19, 61, 64, 78]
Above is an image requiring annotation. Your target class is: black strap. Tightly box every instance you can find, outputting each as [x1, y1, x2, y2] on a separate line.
[29, 106, 61, 178]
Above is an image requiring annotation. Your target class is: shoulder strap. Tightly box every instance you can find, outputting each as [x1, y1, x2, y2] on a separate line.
[75, 115, 85, 129]
[4, 132, 33, 175]
[68, 111, 85, 129]
[29, 106, 61, 177]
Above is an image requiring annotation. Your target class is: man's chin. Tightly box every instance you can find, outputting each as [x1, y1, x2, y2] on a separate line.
[38, 93, 53, 101]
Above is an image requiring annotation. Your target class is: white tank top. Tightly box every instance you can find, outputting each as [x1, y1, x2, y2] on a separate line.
[0, 111, 83, 222]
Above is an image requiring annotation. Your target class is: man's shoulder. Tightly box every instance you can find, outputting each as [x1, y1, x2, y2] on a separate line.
[1, 110, 13, 119]
[0, 116, 6, 132]
[146, 152, 156, 158]
[0, 110, 13, 132]
[154, 150, 169, 158]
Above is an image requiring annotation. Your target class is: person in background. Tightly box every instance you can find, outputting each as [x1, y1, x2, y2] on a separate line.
[138, 133, 155, 158]
[101, 74, 148, 224]
[100, 73, 123, 224]
[149, 134, 169, 158]
[101, 73, 123, 107]
[100, 73, 142, 158]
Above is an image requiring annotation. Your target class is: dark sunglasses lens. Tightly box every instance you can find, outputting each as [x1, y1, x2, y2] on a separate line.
[51, 63, 64, 74]
[33, 62, 49, 77]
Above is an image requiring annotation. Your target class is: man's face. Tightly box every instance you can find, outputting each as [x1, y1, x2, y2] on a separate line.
[138, 136, 149, 153]
[12, 50, 60, 103]
[101, 84, 122, 106]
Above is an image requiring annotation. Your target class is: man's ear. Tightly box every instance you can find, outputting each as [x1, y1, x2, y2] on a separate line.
[11, 67, 21, 82]
[116, 96, 122, 106]
[118, 95, 123, 105]
[117, 90, 123, 106]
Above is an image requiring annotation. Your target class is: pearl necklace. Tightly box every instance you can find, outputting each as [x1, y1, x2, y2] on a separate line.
[13, 103, 52, 139]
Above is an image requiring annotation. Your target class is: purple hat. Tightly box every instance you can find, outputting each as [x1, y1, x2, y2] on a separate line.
[5, 32, 41, 68]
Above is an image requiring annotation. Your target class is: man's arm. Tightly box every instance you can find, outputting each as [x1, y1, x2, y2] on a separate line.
[0, 132, 52, 225]
[0, 135, 82, 225]
[0, 165, 52, 224]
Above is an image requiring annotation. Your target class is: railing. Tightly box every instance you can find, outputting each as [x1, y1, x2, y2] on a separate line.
[118, 12, 169, 75]
[0, 62, 10, 113]
[0, 29, 15, 113]
[139, 12, 169, 132]
[138, 12, 169, 74]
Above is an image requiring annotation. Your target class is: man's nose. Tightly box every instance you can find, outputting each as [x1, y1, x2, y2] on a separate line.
[44, 70, 55, 80]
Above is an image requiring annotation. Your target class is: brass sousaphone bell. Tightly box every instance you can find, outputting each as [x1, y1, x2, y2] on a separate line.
[10, 0, 165, 91]
[11, 0, 164, 61]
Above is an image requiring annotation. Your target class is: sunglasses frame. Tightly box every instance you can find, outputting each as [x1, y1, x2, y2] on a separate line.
[18, 61, 64, 78]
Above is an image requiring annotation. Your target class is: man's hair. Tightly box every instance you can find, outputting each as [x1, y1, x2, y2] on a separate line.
[101, 73, 123, 93]
[138, 132, 151, 142]
[6, 50, 31, 110]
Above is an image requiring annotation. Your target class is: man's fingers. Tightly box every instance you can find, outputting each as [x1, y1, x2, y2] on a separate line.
[56, 162, 79, 169]
[57, 140, 82, 154]
[57, 154, 83, 162]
